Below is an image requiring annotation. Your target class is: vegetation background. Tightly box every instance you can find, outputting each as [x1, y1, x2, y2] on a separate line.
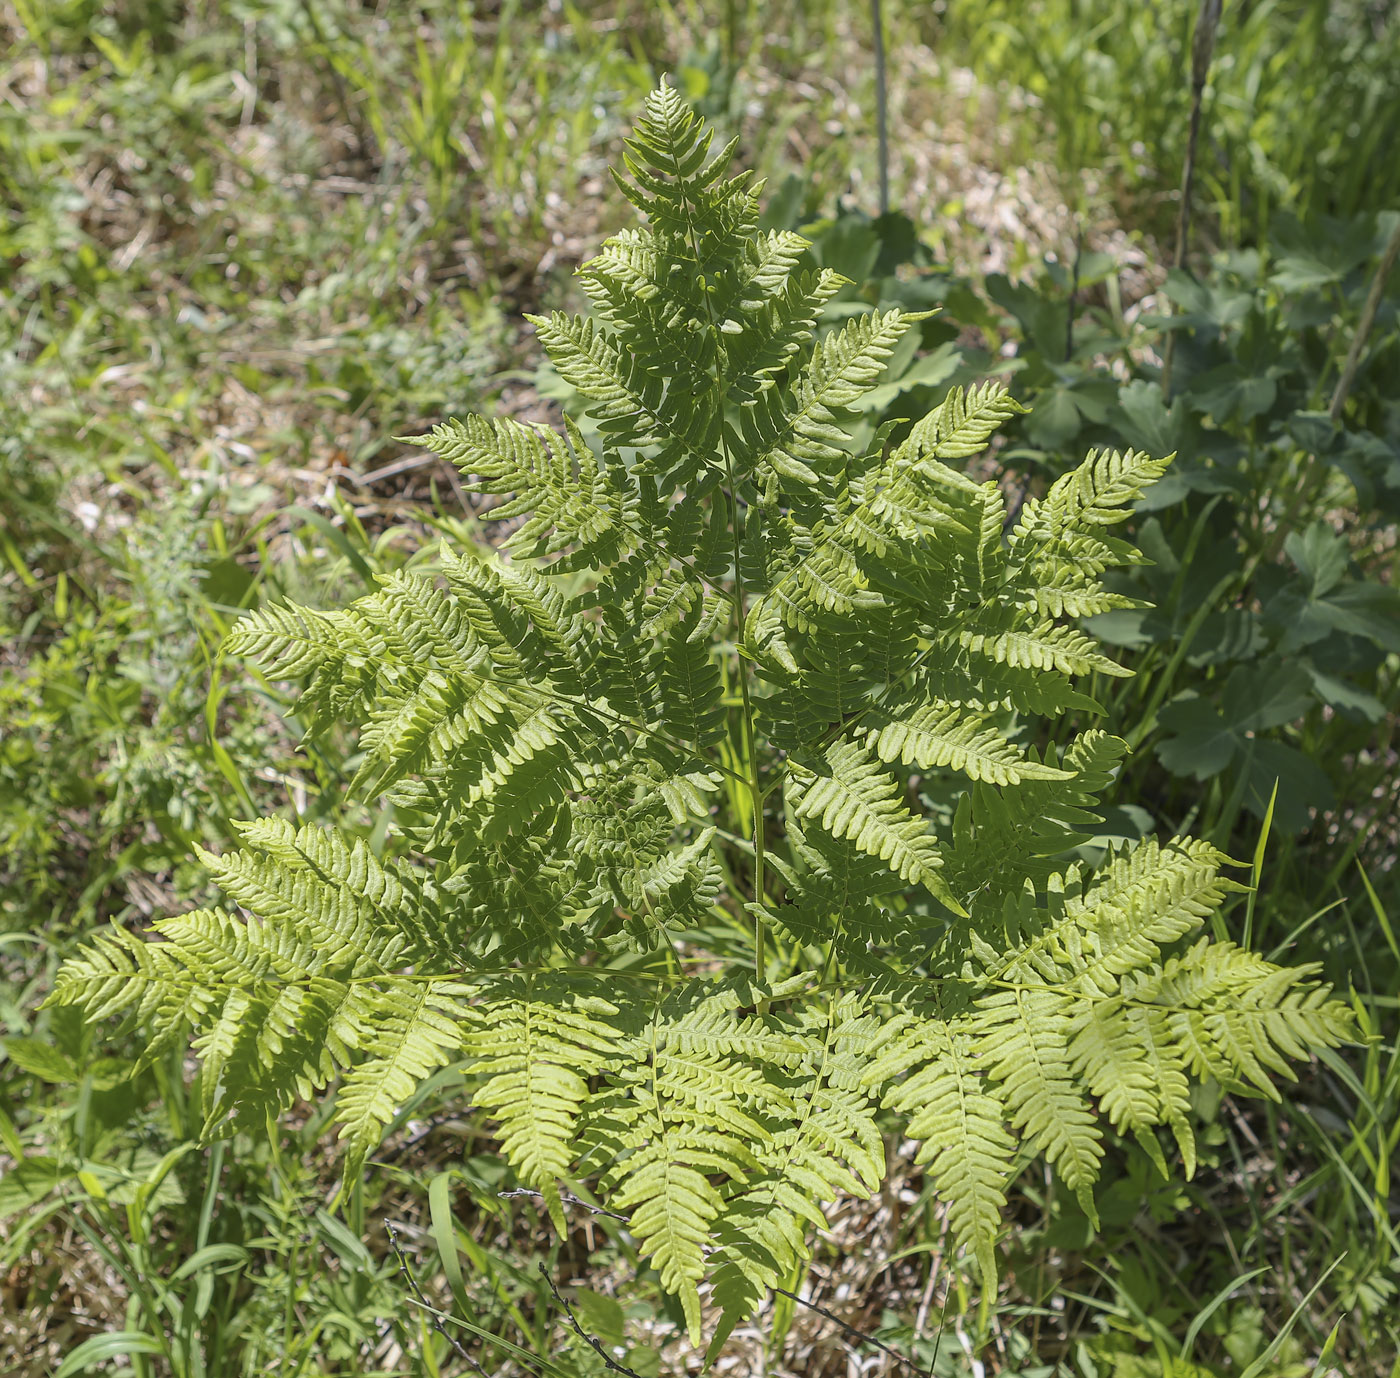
[1, 1, 1396, 1375]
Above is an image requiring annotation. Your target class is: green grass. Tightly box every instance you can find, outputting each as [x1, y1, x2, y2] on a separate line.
[1, 1, 1397, 1374]
[932, 0, 1400, 248]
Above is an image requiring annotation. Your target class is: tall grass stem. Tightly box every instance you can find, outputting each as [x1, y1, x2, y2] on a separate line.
[1330, 215, 1400, 421]
[872, 0, 890, 215]
[1161, 0, 1221, 399]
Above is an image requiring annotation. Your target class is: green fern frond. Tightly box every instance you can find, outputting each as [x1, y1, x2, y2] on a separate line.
[736, 308, 924, 487]
[648, 595, 727, 756]
[906, 380, 1025, 459]
[198, 818, 414, 968]
[49, 920, 208, 1056]
[985, 837, 1243, 992]
[958, 615, 1132, 679]
[614, 83, 754, 255]
[336, 979, 468, 1182]
[1014, 446, 1173, 544]
[725, 265, 848, 403]
[772, 822, 908, 953]
[1020, 563, 1147, 619]
[592, 980, 805, 1342]
[1135, 939, 1352, 1095]
[224, 600, 366, 680]
[973, 987, 1105, 1221]
[405, 413, 634, 567]
[866, 700, 1075, 786]
[466, 975, 623, 1229]
[709, 996, 883, 1338]
[792, 741, 961, 912]
[1067, 998, 1178, 1177]
[867, 1014, 1015, 1284]
[528, 312, 709, 471]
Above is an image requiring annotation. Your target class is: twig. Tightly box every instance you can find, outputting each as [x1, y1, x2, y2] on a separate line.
[1329, 214, 1400, 421]
[772, 1284, 929, 1375]
[386, 1220, 490, 1377]
[336, 453, 440, 486]
[498, 1188, 630, 1222]
[1161, 0, 1222, 399]
[538, 1263, 645, 1378]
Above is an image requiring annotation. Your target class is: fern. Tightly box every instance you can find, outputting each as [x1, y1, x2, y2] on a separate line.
[50, 83, 1354, 1349]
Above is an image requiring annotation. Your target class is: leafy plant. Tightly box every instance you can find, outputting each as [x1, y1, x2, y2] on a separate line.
[802, 199, 1400, 854]
[50, 85, 1355, 1352]
[988, 213, 1400, 851]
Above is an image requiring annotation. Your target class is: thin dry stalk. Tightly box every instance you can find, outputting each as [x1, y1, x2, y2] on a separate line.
[1161, 0, 1222, 399]
[1330, 214, 1400, 421]
[872, 0, 890, 215]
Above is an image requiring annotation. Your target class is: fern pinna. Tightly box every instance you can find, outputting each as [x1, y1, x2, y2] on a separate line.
[51, 85, 1352, 1347]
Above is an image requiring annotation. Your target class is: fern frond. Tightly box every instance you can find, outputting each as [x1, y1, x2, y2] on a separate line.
[905, 381, 1025, 459]
[1015, 446, 1172, 542]
[592, 980, 804, 1342]
[1135, 940, 1352, 1096]
[1020, 563, 1147, 619]
[582, 227, 662, 307]
[615, 82, 754, 257]
[336, 979, 467, 1181]
[48, 921, 208, 1054]
[737, 308, 923, 486]
[528, 313, 709, 468]
[1067, 998, 1176, 1176]
[987, 837, 1243, 992]
[772, 821, 908, 953]
[973, 987, 1104, 1222]
[866, 701, 1074, 787]
[709, 997, 883, 1336]
[648, 594, 726, 756]
[791, 741, 961, 912]
[354, 669, 548, 800]
[466, 975, 623, 1229]
[867, 1013, 1015, 1284]
[733, 229, 812, 307]
[224, 600, 380, 733]
[224, 601, 367, 680]
[404, 413, 635, 567]
[199, 818, 415, 969]
[724, 265, 850, 403]
[958, 615, 1132, 679]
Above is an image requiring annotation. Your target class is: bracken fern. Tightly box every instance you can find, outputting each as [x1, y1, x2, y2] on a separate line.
[50, 84, 1354, 1349]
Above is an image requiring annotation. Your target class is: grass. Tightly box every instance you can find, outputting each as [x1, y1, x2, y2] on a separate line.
[932, 0, 1400, 249]
[1, 1, 1397, 1374]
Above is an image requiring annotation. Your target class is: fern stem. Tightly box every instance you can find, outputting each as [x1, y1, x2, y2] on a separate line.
[739, 652, 769, 988]
[720, 467, 769, 991]
[652, 94, 771, 994]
